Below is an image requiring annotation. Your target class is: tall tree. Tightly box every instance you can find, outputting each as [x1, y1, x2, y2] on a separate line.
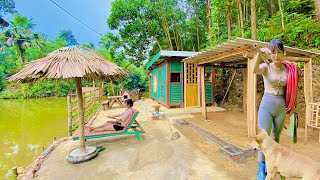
[270, 0, 275, 16]
[251, 0, 257, 40]
[207, 0, 212, 45]
[278, 0, 285, 31]
[238, 0, 244, 37]
[315, 0, 320, 22]
[58, 29, 77, 45]
[227, 6, 232, 39]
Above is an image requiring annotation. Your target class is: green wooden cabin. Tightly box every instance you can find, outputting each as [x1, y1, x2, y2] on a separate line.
[146, 51, 215, 108]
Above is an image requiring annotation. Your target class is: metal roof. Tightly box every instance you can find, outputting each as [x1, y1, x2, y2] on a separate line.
[183, 38, 320, 66]
[146, 50, 199, 70]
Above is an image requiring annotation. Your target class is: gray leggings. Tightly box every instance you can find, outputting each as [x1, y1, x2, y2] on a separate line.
[258, 92, 286, 162]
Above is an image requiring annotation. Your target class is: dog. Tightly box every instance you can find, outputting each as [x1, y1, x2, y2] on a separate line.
[251, 129, 320, 180]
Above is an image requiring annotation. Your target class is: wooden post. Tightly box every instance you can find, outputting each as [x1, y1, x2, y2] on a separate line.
[247, 58, 257, 137]
[184, 62, 187, 108]
[304, 60, 313, 143]
[148, 73, 152, 98]
[67, 95, 72, 136]
[75, 77, 86, 150]
[101, 80, 105, 101]
[243, 67, 247, 112]
[200, 65, 207, 120]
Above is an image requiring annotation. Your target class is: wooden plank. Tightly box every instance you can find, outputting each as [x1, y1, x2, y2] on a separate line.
[197, 46, 250, 65]
[246, 58, 257, 137]
[235, 38, 318, 58]
[243, 68, 247, 112]
[199, 65, 207, 120]
[243, 51, 312, 62]
[304, 60, 313, 143]
[67, 95, 72, 136]
[246, 59, 251, 136]
[209, 65, 246, 69]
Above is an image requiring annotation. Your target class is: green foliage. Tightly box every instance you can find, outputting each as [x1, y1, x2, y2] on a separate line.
[58, 29, 77, 45]
[0, 0, 16, 15]
[123, 72, 147, 90]
[107, 0, 210, 65]
[1, 14, 46, 63]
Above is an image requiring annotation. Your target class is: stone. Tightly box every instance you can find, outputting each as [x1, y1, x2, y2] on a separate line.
[171, 132, 180, 140]
[176, 119, 189, 126]
[66, 146, 99, 164]
[17, 166, 25, 174]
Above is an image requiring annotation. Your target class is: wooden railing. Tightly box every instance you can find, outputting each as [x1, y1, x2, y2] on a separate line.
[67, 87, 101, 136]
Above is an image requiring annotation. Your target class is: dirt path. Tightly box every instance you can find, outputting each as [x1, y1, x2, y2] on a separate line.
[32, 100, 231, 179]
[177, 110, 320, 180]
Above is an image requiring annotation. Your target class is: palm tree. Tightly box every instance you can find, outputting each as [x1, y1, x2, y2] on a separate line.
[1, 15, 45, 63]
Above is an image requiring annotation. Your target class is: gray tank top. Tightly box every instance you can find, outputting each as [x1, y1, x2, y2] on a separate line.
[262, 63, 287, 96]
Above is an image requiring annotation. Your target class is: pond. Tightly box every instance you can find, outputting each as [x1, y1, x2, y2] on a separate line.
[0, 98, 67, 179]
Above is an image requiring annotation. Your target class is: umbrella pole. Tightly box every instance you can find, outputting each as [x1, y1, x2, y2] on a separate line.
[75, 77, 86, 150]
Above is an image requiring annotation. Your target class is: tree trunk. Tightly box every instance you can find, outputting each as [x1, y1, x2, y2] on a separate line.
[75, 77, 85, 150]
[227, 8, 232, 39]
[239, 0, 244, 37]
[158, 0, 173, 50]
[207, 0, 212, 45]
[270, 0, 274, 16]
[314, 0, 320, 22]
[251, 0, 257, 40]
[278, 0, 285, 31]
[194, 1, 200, 51]
[245, 0, 249, 22]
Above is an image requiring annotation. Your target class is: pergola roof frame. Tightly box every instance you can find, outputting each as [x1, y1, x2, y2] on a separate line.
[189, 38, 319, 137]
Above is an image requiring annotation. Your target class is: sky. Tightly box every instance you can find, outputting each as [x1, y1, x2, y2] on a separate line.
[6, 0, 114, 47]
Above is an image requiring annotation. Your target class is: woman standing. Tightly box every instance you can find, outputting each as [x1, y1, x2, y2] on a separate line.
[253, 39, 288, 180]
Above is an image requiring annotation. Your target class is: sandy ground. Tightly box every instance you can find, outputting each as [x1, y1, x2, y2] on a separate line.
[176, 110, 320, 180]
[33, 99, 231, 180]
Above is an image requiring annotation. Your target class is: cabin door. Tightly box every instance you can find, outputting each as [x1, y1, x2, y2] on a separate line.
[186, 63, 199, 107]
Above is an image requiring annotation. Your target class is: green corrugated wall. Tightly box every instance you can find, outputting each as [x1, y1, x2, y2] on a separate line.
[151, 64, 167, 103]
[170, 84, 182, 103]
[170, 61, 182, 72]
[170, 62, 183, 104]
[205, 83, 213, 102]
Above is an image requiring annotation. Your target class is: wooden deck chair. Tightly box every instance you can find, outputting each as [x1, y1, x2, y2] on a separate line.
[72, 109, 145, 142]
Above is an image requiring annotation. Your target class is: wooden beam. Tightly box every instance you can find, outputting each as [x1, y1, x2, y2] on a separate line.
[243, 51, 312, 62]
[196, 46, 250, 65]
[199, 65, 207, 120]
[243, 68, 247, 112]
[209, 65, 247, 69]
[246, 58, 257, 137]
[304, 60, 313, 143]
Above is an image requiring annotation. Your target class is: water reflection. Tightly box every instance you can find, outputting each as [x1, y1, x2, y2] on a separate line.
[0, 98, 67, 178]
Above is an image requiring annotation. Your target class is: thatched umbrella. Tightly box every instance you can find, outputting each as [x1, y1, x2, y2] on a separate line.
[9, 45, 128, 156]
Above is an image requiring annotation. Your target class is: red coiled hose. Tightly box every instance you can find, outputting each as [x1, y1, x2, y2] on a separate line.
[281, 61, 299, 114]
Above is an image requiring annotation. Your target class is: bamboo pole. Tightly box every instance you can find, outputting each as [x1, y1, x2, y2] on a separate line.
[251, 0, 257, 40]
[67, 95, 72, 136]
[75, 77, 85, 150]
[304, 60, 313, 143]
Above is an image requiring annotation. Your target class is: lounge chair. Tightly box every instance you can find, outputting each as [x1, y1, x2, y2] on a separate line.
[72, 109, 145, 142]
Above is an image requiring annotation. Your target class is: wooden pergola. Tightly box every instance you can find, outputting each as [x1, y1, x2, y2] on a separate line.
[183, 38, 320, 137]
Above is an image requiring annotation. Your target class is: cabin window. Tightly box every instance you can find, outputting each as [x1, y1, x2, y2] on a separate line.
[171, 73, 181, 83]
[205, 72, 212, 82]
